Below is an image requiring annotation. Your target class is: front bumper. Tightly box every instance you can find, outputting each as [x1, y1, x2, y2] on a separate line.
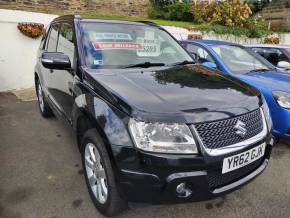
[271, 104, 290, 139]
[118, 135, 274, 203]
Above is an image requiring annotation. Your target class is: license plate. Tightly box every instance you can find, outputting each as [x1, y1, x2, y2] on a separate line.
[222, 143, 266, 174]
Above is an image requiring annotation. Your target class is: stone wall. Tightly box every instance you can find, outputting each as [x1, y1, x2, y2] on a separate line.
[260, 0, 290, 31]
[0, 0, 149, 17]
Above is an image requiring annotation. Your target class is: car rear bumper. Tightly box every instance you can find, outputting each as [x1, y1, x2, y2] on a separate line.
[118, 136, 274, 203]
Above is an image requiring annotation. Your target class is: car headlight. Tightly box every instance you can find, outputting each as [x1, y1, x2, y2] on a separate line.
[261, 95, 272, 131]
[128, 119, 198, 154]
[273, 91, 290, 109]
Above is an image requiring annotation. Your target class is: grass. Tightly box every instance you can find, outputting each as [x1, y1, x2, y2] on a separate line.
[81, 14, 194, 28]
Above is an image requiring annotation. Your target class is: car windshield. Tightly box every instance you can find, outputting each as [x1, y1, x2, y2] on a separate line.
[80, 22, 193, 69]
[210, 45, 273, 74]
[285, 48, 290, 54]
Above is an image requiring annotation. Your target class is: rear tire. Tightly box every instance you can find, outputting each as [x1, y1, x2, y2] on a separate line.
[81, 129, 127, 216]
[35, 79, 53, 118]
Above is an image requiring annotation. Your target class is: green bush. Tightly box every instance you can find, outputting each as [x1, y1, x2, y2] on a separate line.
[148, 0, 171, 19]
[191, 1, 253, 28]
[246, 0, 268, 13]
[165, 3, 193, 21]
[191, 1, 270, 38]
[149, 0, 193, 21]
[245, 17, 270, 38]
[148, 0, 271, 38]
[196, 21, 270, 39]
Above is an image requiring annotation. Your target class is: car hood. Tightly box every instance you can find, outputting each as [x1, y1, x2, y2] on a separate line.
[85, 65, 261, 123]
[237, 70, 290, 92]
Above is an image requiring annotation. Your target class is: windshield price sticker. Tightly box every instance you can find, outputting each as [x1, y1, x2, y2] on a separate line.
[93, 33, 132, 41]
[93, 60, 104, 65]
[92, 42, 142, 50]
[136, 38, 161, 57]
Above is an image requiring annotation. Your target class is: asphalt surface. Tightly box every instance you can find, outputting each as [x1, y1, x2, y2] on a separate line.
[0, 93, 290, 218]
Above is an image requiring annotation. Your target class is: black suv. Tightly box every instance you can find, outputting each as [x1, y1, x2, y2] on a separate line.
[35, 15, 274, 216]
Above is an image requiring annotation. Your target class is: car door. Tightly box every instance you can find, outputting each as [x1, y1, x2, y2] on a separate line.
[40, 22, 61, 108]
[47, 22, 76, 121]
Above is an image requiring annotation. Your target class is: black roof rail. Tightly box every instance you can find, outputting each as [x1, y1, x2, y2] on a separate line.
[54, 14, 81, 21]
[136, 20, 158, 26]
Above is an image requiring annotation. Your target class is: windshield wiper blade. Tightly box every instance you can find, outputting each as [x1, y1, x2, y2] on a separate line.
[246, 68, 270, 74]
[124, 62, 165, 69]
[172, 60, 195, 66]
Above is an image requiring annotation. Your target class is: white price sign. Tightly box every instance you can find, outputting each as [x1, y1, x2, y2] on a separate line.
[136, 37, 161, 57]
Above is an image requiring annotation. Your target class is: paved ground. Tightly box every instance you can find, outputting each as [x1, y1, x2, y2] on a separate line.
[0, 93, 290, 218]
[11, 88, 36, 102]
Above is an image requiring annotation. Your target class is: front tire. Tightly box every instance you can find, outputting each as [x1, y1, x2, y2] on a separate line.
[35, 80, 53, 117]
[81, 129, 127, 216]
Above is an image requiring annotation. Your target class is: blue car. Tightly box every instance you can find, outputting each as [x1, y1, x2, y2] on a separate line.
[181, 40, 290, 139]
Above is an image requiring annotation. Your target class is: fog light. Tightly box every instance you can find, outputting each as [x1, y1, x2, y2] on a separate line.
[176, 183, 192, 198]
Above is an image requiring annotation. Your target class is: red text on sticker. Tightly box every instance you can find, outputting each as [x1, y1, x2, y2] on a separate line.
[93, 42, 143, 50]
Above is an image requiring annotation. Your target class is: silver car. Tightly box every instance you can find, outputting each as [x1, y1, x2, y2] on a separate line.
[246, 44, 290, 71]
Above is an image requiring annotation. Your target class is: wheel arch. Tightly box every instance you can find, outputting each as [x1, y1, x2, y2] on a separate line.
[74, 108, 110, 150]
[34, 72, 41, 89]
[34, 72, 39, 82]
[72, 94, 134, 163]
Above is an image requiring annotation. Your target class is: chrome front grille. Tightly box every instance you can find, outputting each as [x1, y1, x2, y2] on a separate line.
[194, 109, 264, 150]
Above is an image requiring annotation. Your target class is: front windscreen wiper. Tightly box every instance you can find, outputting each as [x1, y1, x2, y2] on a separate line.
[124, 62, 165, 69]
[246, 68, 270, 74]
[172, 60, 195, 66]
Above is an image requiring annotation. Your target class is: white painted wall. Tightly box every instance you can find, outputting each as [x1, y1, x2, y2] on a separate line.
[0, 9, 57, 92]
[163, 25, 290, 45]
[163, 26, 191, 40]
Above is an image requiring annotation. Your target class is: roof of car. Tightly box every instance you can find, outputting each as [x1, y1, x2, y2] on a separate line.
[246, 44, 290, 49]
[79, 18, 152, 26]
[182, 40, 241, 47]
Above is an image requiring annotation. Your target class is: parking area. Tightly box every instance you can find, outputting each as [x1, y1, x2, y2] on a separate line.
[0, 93, 290, 218]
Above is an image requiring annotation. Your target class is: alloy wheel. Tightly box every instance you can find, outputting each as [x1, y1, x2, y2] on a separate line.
[38, 83, 44, 112]
[84, 143, 108, 204]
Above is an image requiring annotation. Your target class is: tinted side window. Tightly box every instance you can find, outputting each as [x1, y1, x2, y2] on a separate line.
[41, 25, 51, 49]
[57, 23, 75, 63]
[252, 48, 265, 57]
[186, 44, 214, 63]
[46, 23, 59, 52]
[253, 47, 287, 66]
[270, 48, 289, 63]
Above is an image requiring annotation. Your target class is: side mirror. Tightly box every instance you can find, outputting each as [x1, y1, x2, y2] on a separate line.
[202, 62, 217, 69]
[277, 61, 290, 70]
[41, 52, 71, 70]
